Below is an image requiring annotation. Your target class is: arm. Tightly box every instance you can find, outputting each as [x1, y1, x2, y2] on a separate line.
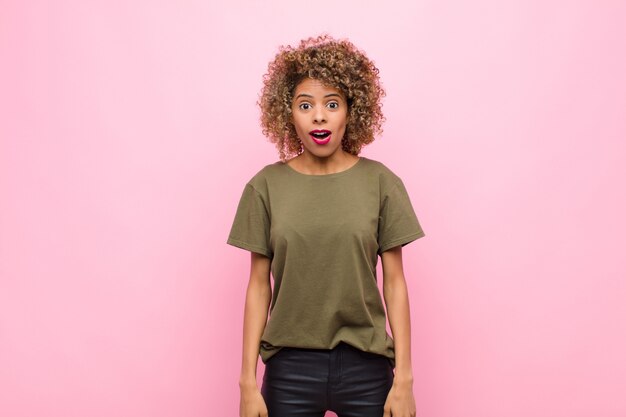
[381, 245, 417, 417]
[239, 251, 272, 417]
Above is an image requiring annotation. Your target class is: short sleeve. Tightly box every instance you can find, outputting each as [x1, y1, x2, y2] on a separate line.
[226, 183, 272, 258]
[377, 177, 425, 254]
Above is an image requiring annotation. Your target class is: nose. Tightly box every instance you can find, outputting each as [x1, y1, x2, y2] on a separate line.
[313, 106, 326, 124]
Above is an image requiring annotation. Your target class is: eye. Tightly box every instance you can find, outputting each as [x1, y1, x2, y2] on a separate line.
[327, 101, 339, 109]
[298, 103, 312, 110]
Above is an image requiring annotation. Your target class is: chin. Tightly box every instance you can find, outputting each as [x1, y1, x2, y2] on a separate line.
[309, 148, 341, 158]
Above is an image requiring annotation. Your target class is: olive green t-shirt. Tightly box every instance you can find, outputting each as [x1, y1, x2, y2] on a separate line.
[226, 156, 425, 366]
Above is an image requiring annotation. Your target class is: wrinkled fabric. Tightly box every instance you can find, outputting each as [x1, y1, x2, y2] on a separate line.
[227, 157, 426, 365]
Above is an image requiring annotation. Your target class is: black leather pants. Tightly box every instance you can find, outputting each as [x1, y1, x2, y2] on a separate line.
[261, 342, 394, 417]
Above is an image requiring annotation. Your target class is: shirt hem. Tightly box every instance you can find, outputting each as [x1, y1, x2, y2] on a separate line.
[378, 230, 426, 254]
[226, 237, 272, 258]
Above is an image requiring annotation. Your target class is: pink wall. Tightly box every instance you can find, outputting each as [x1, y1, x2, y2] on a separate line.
[1, 1, 625, 416]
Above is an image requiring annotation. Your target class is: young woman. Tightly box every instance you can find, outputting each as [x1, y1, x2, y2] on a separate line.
[227, 35, 425, 417]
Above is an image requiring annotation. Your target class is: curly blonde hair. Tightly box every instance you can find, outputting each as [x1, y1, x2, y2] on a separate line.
[258, 34, 386, 161]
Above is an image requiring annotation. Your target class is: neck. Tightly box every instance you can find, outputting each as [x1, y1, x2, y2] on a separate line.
[292, 151, 358, 175]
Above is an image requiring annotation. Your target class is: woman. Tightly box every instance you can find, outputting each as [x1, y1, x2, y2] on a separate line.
[227, 35, 425, 417]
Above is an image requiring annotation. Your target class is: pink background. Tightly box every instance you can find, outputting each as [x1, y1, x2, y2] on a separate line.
[1, 1, 625, 416]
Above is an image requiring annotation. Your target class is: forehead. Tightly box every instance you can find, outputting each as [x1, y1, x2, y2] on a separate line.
[293, 78, 344, 97]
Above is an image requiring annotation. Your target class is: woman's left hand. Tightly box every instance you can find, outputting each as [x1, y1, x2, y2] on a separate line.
[383, 378, 417, 417]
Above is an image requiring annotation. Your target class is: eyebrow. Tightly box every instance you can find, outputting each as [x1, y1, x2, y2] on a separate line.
[295, 93, 343, 100]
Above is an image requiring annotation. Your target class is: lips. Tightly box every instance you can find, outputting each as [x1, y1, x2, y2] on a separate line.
[309, 129, 331, 145]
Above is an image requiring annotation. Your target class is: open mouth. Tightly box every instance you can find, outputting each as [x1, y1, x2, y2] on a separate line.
[309, 129, 331, 145]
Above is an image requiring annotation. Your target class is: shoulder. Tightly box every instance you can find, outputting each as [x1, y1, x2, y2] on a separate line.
[358, 156, 404, 185]
[245, 160, 287, 193]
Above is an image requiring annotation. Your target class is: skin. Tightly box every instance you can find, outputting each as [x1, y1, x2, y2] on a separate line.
[239, 252, 271, 417]
[287, 78, 359, 174]
[381, 246, 418, 417]
[239, 77, 418, 417]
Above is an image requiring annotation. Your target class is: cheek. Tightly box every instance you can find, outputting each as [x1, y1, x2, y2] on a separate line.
[340, 115, 349, 129]
[293, 121, 306, 133]
[290, 115, 301, 130]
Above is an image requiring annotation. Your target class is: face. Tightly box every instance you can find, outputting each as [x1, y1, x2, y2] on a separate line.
[290, 78, 348, 159]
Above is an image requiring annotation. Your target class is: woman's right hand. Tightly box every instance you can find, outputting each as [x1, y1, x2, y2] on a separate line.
[239, 252, 271, 417]
[239, 384, 268, 417]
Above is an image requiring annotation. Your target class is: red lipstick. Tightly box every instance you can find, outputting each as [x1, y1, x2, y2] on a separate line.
[309, 129, 331, 145]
